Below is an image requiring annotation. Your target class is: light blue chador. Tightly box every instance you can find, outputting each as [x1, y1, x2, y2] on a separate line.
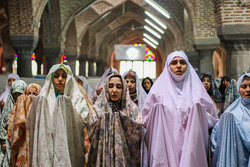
[211, 73, 250, 167]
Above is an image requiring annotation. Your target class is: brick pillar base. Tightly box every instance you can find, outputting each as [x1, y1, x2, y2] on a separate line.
[79, 57, 86, 76]
[88, 60, 94, 76]
[225, 41, 250, 79]
[5, 58, 13, 74]
[10, 35, 38, 77]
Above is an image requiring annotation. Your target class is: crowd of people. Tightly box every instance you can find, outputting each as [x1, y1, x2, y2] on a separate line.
[0, 50, 249, 167]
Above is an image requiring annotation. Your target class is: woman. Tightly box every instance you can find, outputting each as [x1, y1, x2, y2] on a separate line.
[87, 74, 142, 166]
[123, 70, 147, 112]
[142, 51, 218, 167]
[211, 73, 250, 167]
[76, 76, 93, 96]
[200, 73, 223, 116]
[142, 77, 154, 94]
[0, 80, 27, 167]
[7, 83, 41, 167]
[0, 74, 20, 113]
[219, 76, 238, 110]
[26, 64, 89, 167]
[91, 67, 118, 103]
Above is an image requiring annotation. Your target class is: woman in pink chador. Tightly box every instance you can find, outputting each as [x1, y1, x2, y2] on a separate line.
[142, 51, 218, 167]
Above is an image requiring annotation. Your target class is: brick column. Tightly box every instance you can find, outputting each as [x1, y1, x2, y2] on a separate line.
[217, 24, 250, 78]
[79, 56, 87, 76]
[194, 38, 220, 76]
[44, 48, 61, 73]
[186, 51, 199, 73]
[66, 55, 77, 75]
[88, 59, 95, 77]
[96, 59, 103, 76]
[225, 41, 250, 78]
[10, 35, 38, 77]
[5, 58, 13, 73]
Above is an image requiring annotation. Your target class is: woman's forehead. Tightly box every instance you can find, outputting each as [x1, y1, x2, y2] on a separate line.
[171, 56, 186, 61]
[55, 68, 66, 73]
[109, 77, 122, 83]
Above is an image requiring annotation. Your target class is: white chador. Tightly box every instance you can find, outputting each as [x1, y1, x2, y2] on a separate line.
[27, 64, 89, 167]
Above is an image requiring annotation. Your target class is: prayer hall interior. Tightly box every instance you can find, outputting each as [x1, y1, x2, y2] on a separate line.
[0, 0, 249, 82]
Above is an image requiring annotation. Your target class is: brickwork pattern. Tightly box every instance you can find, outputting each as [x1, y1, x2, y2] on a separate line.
[213, 0, 250, 25]
[194, 0, 217, 38]
[8, 0, 35, 35]
[184, 9, 194, 51]
[41, 0, 62, 48]
[65, 20, 78, 53]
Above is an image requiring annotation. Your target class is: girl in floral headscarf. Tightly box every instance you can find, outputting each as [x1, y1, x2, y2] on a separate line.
[87, 74, 142, 166]
[0, 80, 26, 167]
[0, 74, 20, 114]
[8, 83, 41, 167]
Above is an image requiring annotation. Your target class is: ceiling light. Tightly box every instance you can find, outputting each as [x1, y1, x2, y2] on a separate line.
[143, 33, 159, 45]
[145, 0, 171, 19]
[143, 38, 157, 49]
[144, 25, 161, 39]
[145, 11, 167, 29]
[145, 19, 164, 34]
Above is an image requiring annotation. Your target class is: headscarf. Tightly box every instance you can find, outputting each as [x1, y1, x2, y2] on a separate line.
[7, 83, 41, 167]
[0, 74, 20, 103]
[143, 50, 217, 123]
[91, 67, 118, 102]
[142, 50, 218, 167]
[219, 76, 230, 96]
[142, 77, 154, 94]
[87, 74, 142, 166]
[200, 73, 223, 102]
[211, 73, 250, 167]
[40, 63, 89, 118]
[223, 79, 239, 110]
[78, 76, 93, 96]
[0, 80, 26, 166]
[91, 74, 141, 122]
[24, 83, 42, 96]
[122, 70, 147, 112]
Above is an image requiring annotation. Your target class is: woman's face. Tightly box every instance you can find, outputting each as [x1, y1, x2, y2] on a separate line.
[8, 77, 16, 87]
[239, 77, 250, 99]
[223, 80, 230, 88]
[143, 79, 152, 91]
[27, 87, 39, 96]
[125, 75, 136, 93]
[202, 76, 211, 92]
[53, 69, 67, 93]
[169, 57, 187, 77]
[108, 77, 123, 102]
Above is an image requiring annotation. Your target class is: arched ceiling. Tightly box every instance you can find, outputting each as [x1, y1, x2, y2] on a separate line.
[39, 0, 193, 62]
[68, 0, 185, 61]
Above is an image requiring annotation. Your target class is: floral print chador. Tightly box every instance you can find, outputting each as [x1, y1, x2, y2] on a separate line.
[87, 74, 142, 167]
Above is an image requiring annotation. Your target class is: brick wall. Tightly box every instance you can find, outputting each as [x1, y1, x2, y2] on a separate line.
[8, 0, 35, 35]
[194, 0, 217, 38]
[65, 20, 78, 54]
[41, 0, 61, 48]
[213, 0, 250, 25]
